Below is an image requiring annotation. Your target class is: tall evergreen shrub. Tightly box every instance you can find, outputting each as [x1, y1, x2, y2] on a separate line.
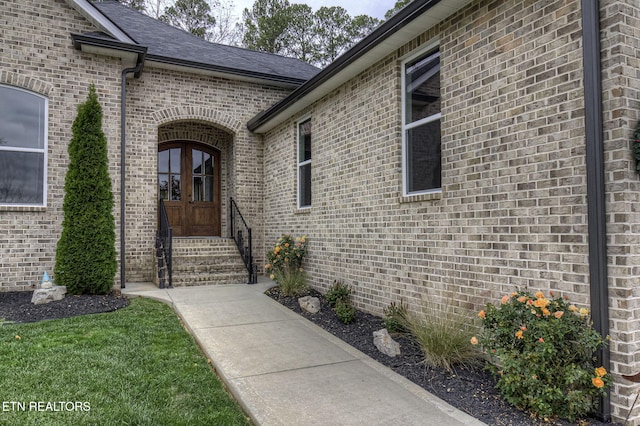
[55, 85, 116, 294]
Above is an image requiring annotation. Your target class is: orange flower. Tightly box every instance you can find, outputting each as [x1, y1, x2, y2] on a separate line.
[265, 263, 271, 269]
[470, 337, 478, 345]
[515, 330, 524, 339]
[535, 291, 545, 299]
[517, 296, 528, 303]
[538, 337, 544, 343]
[569, 305, 579, 312]
[520, 325, 527, 331]
[592, 377, 605, 388]
[553, 311, 564, 319]
[549, 291, 554, 297]
[478, 310, 486, 319]
[510, 292, 517, 297]
[542, 308, 550, 317]
[285, 243, 290, 248]
[595, 367, 607, 377]
[533, 298, 551, 308]
[501, 295, 510, 304]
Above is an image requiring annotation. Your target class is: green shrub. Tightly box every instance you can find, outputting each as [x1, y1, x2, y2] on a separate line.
[54, 85, 116, 295]
[334, 299, 356, 324]
[402, 300, 480, 373]
[383, 300, 409, 333]
[325, 280, 350, 307]
[265, 234, 307, 278]
[474, 290, 611, 422]
[275, 268, 308, 297]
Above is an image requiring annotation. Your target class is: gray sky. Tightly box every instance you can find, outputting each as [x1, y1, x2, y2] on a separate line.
[232, 0, 397, 21]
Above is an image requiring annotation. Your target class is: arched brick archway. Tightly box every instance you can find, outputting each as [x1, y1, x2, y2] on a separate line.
[151, 106, 242, 134]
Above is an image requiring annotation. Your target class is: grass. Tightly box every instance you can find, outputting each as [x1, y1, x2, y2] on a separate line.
[401, 300, 481, 373]
[0, 298, 251, 425]
[276, 268, 308, 297]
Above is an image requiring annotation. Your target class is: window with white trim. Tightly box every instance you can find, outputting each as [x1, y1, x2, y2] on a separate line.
[0, 85, 48, 206]
[402, 47, 441, 195]
[297, 118, 311, 208]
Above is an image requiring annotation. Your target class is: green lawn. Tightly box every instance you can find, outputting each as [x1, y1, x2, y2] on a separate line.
[0, 298, 251, 425]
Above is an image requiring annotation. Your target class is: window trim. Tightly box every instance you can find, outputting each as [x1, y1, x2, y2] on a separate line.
[296, 116, 312, 209]
[401, 42, 442, 198]
[0, 84, 48, 208]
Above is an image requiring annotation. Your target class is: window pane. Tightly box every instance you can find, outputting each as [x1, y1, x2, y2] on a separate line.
[158, 150, 169, 173]
[170, 148, 181, 174]
[405, 51, 440, 124]
[171, 175, 181, 201]
[406, 120, 441, 193]
[0, 85, 46, 149]
[0, 151, 44, 204]
[205, 176, 213, 201]
[298, 120, 311, 162]
[193, 176, 202, 202]
[299, 163, 311, 207]
[159, 174, 169, 200]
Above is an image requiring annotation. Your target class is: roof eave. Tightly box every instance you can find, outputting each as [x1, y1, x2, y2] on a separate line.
[146, 55, 309, 88]
[71, 33, 147, 76]
[65, 0, 135, 43]
[247, 0, 474, 134]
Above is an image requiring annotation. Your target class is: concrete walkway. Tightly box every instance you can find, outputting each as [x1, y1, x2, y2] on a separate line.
[122, 279, 485, 426]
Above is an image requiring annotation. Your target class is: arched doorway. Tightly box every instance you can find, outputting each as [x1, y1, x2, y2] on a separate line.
[158, 141, 221, 236]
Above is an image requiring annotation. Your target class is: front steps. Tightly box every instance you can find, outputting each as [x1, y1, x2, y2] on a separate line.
[158, 237, 250, 287]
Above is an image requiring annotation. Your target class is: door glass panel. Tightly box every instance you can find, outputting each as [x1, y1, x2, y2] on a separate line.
[159, 173, 169, 200]
[204, 153, 213, 175]
[171, 175, 181, 201]
[170, 148, 181, 173]
[192, 150, 202, 174]
[205, 176, 213, 201]
[193, 176, 203, 201]
[158, 150, 169, 173]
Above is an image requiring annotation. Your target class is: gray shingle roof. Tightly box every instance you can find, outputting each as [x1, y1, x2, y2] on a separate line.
[91, 0, 319, 84]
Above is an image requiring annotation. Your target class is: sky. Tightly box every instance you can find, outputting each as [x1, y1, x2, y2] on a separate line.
[230, 0, 398, 22]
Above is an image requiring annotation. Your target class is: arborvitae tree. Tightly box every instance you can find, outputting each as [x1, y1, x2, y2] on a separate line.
[55, 85, 117, 295]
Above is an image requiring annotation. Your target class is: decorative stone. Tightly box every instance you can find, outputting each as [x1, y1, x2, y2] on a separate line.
[298, 296, 321, 314]
[373, 328, 401, 357]
[31, 286, 67, 305]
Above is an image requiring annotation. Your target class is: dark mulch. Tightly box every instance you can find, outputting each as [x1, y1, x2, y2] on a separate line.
[265, 286, 617, 426]
[0, 291, 129, 324]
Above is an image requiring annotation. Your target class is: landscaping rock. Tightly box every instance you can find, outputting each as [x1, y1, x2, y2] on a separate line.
[298, 296, 321, 314]
[373, 328, 401, 357]
[31, 286, 67, 305]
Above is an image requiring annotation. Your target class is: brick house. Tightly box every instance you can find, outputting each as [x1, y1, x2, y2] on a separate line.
[2, 0, 640, 423]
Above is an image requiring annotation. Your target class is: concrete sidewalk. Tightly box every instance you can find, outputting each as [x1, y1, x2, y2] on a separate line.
[122, 279, 485, 426]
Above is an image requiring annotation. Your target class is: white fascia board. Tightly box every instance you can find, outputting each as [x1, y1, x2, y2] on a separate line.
[65, 0, 135, 44]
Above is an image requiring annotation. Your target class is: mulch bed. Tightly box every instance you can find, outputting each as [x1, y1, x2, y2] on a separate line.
[0, 291, 129, 324]
[265, 286, 617, 426]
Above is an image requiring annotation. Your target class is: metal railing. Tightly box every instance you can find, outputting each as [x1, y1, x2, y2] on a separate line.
[230, 197, 257, 284]
[156, 198, 173, 289]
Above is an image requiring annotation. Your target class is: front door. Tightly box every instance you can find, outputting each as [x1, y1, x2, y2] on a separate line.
[158, 142, 221, 236]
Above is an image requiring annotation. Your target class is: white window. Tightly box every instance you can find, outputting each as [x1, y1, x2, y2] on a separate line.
[297, 118, 311, 208]
[402, 46, 441, 196]
[0, 85, 48, 206]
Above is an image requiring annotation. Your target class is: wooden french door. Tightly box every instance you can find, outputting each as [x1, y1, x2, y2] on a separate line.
[158, 142, 221, 236]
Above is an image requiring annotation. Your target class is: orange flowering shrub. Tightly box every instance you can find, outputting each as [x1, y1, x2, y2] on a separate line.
[474, 290, 611, 422]
[265, 234, 307, 279]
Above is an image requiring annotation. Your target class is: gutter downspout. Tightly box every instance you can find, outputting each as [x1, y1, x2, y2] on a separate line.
[581, 0, 610, 421]
[120, 55, 145, 289]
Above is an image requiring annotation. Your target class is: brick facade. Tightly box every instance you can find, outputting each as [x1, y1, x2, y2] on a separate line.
[261, 1, 640, 423]
[1, 0, 285, 288]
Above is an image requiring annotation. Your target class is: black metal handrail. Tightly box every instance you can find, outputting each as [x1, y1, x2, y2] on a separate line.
[156, 198, 173, 288]
[230, 197, 257, 284]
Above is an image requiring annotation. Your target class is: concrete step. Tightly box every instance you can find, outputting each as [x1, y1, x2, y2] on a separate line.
[171, 271, 249, 286]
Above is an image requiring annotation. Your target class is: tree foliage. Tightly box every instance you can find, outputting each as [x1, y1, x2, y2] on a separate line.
[55, 85, 117, 295]
[384, 0, 413, 19]
[242, 1, 381, 67]
[160, 0, 216, 38]
[116, 0, 147, 11]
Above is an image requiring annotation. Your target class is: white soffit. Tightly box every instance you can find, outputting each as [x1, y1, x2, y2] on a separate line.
[65, 0, 135, 44]
[253, 0, 474, 134]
